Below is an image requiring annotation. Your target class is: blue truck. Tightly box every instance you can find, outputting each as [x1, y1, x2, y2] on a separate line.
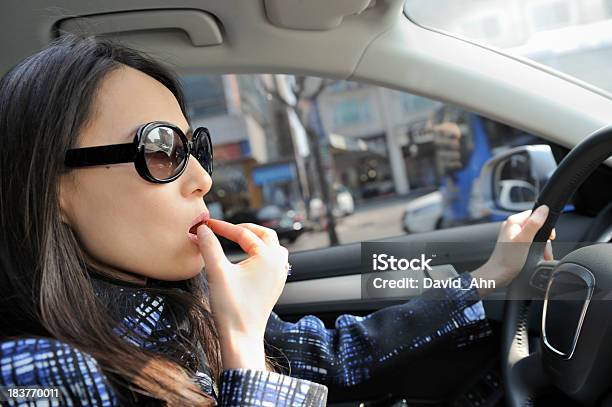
[402, 105, 547, 233]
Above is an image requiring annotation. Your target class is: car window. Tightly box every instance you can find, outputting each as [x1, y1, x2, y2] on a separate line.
[404, 0, 612, 94]
[181, 74, 551, 254]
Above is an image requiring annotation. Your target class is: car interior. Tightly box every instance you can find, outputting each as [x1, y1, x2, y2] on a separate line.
[3, 1, 612, 406]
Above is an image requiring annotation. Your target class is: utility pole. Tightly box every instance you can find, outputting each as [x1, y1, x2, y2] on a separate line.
[305, 100, 339, 246]
[257, 75, 340, 246]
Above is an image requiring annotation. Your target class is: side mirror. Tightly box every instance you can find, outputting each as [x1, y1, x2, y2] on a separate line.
[480, 145, 557, 215]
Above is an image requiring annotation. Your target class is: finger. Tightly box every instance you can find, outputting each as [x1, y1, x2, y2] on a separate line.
[544, 239, 554, 261]
[515, 205, 549, 242]
[549, 228, 556, 241]
[237, 223, 280, 246]
[519, 205, 549, 227]
[277, 245, 289, 265]
[206, 219, 265, 256]
[196, 223, 230, 274]
[506, 209, 533, 225]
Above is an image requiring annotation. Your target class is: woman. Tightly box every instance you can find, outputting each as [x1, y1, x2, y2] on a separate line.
[0, 33, 554, 406]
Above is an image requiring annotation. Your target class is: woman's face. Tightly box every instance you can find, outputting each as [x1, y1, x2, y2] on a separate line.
[59, 65, 212, 284]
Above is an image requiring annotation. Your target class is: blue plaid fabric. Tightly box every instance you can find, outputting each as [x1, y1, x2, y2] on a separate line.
[0, 272, 490, 406]
[265, 272, 491, 389]
[0, 337, 120, 406]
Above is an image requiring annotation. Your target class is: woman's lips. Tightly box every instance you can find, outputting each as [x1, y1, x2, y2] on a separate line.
[189, 220, 208, 235]
[188, 211, 210, 238]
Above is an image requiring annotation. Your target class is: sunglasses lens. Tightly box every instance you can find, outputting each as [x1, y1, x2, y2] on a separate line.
[194, 129, 213, 175]
[143, 126, 187, 180]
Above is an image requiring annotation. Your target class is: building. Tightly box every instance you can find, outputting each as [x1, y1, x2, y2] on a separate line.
[318, 82, 438, 200]
[180, 74, 304, 217]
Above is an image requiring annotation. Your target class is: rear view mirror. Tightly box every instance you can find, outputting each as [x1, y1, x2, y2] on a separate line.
[480, 145, 557, 215]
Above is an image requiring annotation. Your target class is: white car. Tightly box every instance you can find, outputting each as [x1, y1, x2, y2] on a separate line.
[400, 178, 532, 234]
[401, 191, 443, 233]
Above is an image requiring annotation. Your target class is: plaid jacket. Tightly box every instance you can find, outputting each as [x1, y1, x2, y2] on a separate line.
[0, 272, 490, 406]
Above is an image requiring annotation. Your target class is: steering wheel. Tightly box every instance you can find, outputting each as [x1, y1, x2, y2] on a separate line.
[502, 125, 612, 406]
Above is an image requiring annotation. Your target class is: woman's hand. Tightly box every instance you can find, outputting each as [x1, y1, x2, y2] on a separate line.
[195, 219, 289, 371]
[471, 205, 556, 297]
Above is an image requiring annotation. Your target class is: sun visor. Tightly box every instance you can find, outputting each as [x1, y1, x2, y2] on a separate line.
[264, 0, 375, 30]
[56, 9, 223, 47]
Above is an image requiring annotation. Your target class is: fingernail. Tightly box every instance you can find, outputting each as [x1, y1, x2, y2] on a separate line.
[197, 223, 212, 236]
[536, 205, 549, 218]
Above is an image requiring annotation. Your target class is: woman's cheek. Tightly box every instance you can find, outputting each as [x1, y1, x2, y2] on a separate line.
[158, 238, 204, 281]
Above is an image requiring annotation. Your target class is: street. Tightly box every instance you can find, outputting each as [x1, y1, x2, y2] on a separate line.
[224, 190, 435, 261]
[288, 194, 412, 253]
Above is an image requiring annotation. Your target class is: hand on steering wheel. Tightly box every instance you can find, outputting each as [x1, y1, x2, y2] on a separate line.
[502, 125, 612, 407]
[472, 205, 556, 297]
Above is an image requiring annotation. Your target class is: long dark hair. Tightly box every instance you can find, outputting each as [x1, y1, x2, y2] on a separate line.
[0, 33, 221, 406]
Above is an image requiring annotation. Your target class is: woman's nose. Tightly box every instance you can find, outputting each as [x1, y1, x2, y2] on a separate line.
[183, 154, 212, 197]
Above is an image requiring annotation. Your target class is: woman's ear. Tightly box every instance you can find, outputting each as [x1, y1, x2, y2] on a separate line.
[58, 175, 73, 226]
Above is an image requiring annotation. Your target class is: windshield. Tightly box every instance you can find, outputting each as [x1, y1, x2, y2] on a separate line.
[404, 0, 612, 93]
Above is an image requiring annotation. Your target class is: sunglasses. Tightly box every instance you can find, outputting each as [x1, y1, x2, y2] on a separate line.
[64, 121, 213, 183]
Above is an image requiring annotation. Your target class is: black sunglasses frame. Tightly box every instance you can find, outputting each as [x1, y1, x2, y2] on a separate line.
[64, 121, 213, 184]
